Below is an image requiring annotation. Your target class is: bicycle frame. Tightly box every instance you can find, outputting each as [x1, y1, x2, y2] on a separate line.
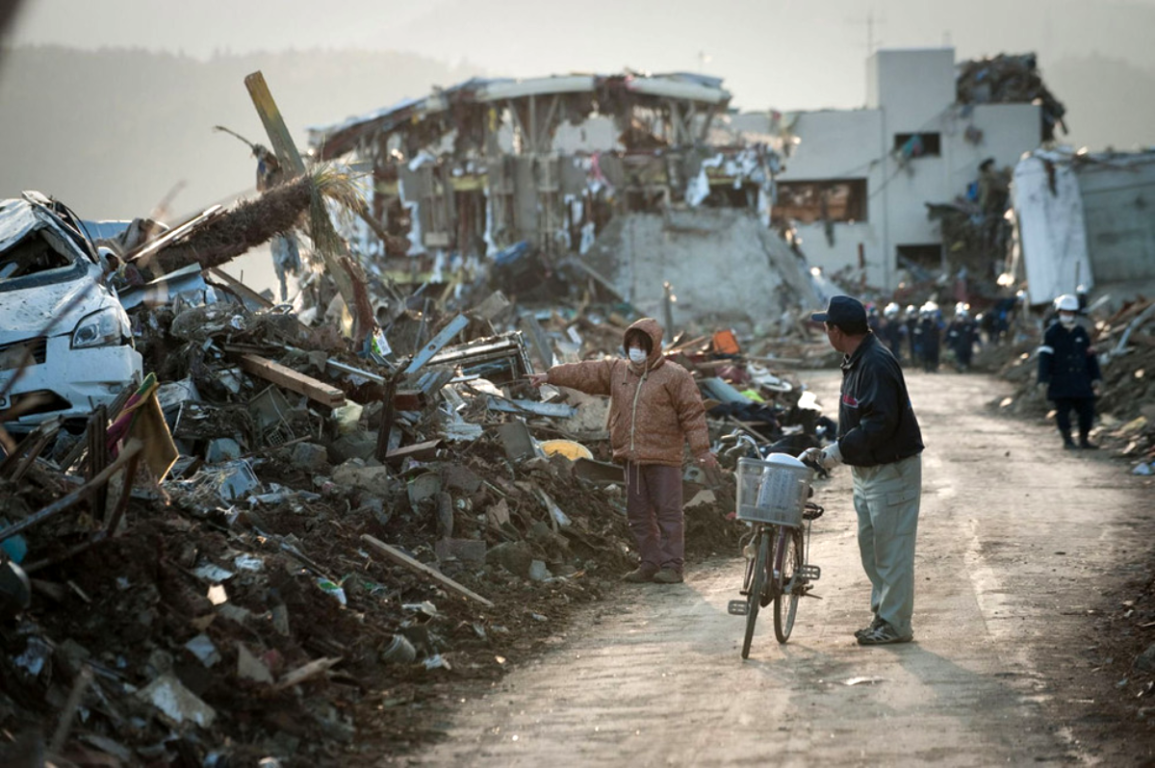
[733, 501, 822, 658]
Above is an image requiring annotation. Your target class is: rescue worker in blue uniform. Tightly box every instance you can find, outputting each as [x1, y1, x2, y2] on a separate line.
[880, 302, 906, 364]
[946, 302, 980, 372]
[914, 302, 943, 373]
[1037, 294, 1102, 450]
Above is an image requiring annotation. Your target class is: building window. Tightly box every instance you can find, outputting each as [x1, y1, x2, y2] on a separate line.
[894, 132, 941, 158]
[772, 179, 868, 225]
[896, 244, 943, 275]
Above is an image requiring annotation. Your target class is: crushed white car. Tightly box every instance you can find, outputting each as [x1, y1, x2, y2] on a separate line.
[0, 193, 142, 430]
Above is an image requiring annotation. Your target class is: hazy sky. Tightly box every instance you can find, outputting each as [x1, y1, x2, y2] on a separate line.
[8, 0, 1155, 112]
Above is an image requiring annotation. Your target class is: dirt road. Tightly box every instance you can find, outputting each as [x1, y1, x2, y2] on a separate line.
[409, 370, 1151, 767]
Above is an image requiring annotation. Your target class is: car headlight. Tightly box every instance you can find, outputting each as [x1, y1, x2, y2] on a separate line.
[72, 306, 130, 349]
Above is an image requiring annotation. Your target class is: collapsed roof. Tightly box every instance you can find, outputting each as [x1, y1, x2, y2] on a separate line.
[309, 72, 732, 160]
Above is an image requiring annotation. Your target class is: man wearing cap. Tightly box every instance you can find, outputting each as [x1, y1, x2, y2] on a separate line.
[803, 295, 925, 645]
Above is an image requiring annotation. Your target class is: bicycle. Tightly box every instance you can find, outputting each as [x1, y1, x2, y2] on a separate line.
[727, 455, 824, 658]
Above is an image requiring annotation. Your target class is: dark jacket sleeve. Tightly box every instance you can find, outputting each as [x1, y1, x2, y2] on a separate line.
[1037, 326, 1056, 385]
[1086, 335, 1102, 382]
[839, 359, 904, 465]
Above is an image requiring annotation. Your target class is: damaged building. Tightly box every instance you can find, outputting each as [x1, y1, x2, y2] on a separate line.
[1011, 148, 1155, 305]
[726, 48, 1059, 292]
[307, 71, 818, 327]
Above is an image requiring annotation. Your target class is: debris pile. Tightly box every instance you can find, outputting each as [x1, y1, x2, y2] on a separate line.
[0, 177, 831, 765]
[956, 53, 1068, 141]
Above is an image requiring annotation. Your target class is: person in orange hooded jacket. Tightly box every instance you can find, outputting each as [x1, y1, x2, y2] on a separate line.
[529, 318, 717, 583]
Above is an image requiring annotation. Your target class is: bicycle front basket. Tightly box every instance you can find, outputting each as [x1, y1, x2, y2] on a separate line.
[735, 455, 813, 527]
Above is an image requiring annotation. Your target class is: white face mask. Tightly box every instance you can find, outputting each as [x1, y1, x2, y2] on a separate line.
[628, 347, 647, 364]
[1059, 312, 1076, 327]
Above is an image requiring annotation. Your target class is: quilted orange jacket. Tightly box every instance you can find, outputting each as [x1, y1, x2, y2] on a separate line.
[545, 317, 710, 467]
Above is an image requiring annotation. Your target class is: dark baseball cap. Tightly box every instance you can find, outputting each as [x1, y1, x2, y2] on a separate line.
[810, 295, 867, 325]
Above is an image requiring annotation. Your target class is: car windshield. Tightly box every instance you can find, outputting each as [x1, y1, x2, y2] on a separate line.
[0, 227, 86, 291]
[0, 230, 74, 279]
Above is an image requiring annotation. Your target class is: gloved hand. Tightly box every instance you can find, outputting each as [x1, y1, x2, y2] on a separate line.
[1092, 381, 1102, 397]
[801, 444, 842, 470]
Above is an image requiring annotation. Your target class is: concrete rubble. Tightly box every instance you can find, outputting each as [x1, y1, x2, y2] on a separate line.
[0, 157, 835, 763]
[2, 60, 1152, 765]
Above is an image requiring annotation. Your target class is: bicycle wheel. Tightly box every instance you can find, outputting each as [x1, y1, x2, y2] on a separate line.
[773, 527, 804, 643]
[741, 530, 771, 659]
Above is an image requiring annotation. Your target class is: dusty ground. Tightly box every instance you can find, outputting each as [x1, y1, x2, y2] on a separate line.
[400, 369, 1155, 767]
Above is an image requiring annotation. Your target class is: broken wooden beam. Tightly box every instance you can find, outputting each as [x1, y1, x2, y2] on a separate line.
[383, 439, 443, 463]
[237, 354, 346, 408]
[0, 440, 143, 544]
[361, 534, 494, 607]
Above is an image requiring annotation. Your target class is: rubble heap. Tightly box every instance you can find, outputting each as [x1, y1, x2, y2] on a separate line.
[0, 184, 831, 764]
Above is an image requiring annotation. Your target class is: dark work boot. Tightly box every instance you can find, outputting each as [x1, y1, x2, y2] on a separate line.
[622, 565, 658, 583]
[1061, 431, 1077, 450]
[1079, 437, 1099, 450]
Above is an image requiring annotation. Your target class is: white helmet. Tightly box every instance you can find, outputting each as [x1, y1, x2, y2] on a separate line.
[1055, 294, 1078, 312]
[954, 302, 969, 317]
[884, 302, 899, 318]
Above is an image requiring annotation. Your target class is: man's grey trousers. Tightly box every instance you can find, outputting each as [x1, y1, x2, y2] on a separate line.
[850, 454, 922, 638]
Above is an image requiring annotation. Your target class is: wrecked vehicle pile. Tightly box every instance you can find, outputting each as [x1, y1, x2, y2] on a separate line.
[0, 173, 829, 764]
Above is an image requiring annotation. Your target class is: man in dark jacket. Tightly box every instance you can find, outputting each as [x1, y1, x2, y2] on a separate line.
[1038, 294, 1102, 450]
[804, 295, 925, 646]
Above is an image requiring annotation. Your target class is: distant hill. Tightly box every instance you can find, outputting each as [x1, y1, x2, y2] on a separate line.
[0, 45, 1150, 226]
[0, 46, 480, 219]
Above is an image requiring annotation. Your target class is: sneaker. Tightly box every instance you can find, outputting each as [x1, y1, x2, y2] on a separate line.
[854, 615, 885, 639]
[857, 622, 913, 646]
[652, 569, 684, 584]
[622, 566, 658, 583]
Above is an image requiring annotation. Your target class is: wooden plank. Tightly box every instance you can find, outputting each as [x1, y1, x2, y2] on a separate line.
[1, 440, 143, 543]
[361, 534, 494, 607]
[384, 438, 443, 463]
[238, 354, 345, 408]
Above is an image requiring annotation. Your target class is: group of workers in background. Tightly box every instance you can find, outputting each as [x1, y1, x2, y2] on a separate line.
[872, 300, 995, 374]
[867, 290, 1102, 452]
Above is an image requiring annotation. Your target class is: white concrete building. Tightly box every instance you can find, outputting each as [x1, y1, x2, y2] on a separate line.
[740, 48, 1042, 290]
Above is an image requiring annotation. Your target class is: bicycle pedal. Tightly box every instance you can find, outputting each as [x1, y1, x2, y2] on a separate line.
[799, 565, 821, 581]
[727, 600, 749, 616]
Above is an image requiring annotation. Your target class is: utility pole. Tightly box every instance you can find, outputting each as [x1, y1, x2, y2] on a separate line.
[847, 9, 886, 55]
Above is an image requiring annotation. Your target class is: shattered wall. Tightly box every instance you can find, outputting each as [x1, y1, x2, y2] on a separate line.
[1078, 156, 1155, 283]
[587, 208, 816, 327]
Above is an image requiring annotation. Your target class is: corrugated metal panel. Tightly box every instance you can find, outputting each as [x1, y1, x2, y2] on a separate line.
[1012, 152, 1093, 305]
